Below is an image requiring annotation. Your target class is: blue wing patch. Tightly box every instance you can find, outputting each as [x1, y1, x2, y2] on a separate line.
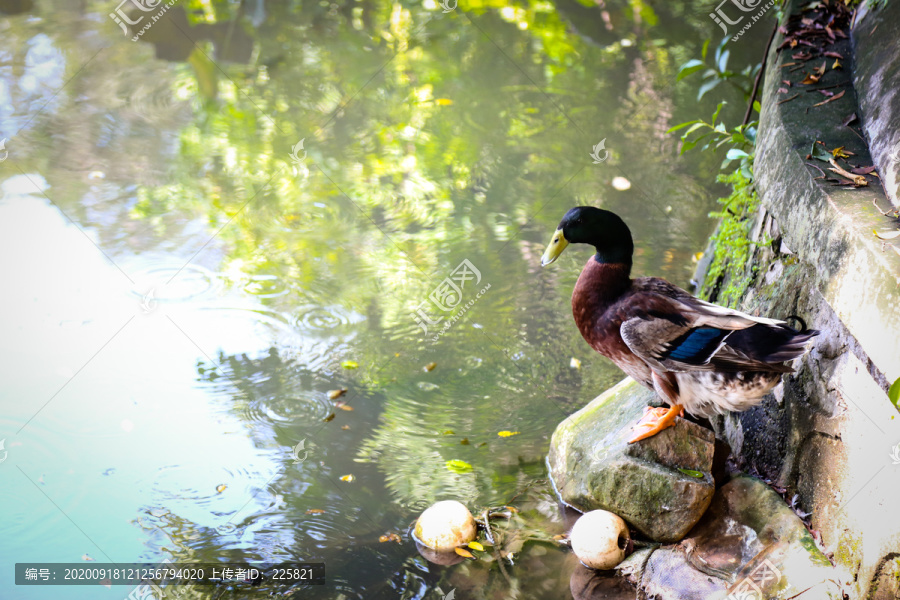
[663, 327, 730, 364]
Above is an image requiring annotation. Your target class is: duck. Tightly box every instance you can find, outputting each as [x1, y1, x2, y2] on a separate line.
[541, 206, 818, 443]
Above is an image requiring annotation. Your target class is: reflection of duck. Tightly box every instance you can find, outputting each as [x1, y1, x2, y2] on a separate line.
[541, 207, 818, 443]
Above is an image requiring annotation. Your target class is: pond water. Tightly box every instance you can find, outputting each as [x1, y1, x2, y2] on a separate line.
[0, 1, 765, 599]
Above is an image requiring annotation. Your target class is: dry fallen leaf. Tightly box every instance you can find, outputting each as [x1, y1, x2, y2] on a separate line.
[324, 413, 336, 422]
[851, 166, 876, 175]
[379, 533, 402, 543]
[306, 509, 325, 515]
[801, 73, 821, 85]
[341, 425, 351, 430]
[828, 159, 867, 186]
[811, 90, 845, 108]
[832, 59, 842, 70]
[340, 474, 355, 482]
[423, 362, 437, 372]
[338, 404, 354, 411]
[831, 146, 851, 159]
[328, 388, 347, 400]
[454, 547, 475, 559]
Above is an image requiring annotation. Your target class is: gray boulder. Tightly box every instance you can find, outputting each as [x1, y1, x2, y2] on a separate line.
[548, 378, 716, 542]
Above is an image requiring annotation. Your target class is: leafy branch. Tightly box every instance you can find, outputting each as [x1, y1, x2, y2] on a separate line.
[667, 101, 757, 179]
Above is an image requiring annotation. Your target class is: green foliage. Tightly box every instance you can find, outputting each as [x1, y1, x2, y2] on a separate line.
[676, 37, 759, 101]
[667, 101, 757, 177]
[889, 377, 900, 410]
[669, 36, 763, 178]
[699, 169, 761, 307]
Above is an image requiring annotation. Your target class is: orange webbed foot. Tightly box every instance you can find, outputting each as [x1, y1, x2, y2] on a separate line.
[627, 404, 684, 443]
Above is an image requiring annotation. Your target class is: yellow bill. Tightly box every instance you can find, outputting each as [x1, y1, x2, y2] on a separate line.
[541, 228, 569, 266]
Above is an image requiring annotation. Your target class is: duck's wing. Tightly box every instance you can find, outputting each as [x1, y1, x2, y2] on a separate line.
[619, 279, 809, 374]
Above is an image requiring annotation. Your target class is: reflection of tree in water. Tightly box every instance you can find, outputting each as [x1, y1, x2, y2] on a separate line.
[2, 2, 773, 597]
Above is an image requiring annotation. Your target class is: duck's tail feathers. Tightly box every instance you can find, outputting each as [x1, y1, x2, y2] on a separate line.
[726, 317, 819, 365]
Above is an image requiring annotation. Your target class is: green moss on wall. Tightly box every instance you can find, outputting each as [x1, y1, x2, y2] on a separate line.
[700, 169, 763, 308]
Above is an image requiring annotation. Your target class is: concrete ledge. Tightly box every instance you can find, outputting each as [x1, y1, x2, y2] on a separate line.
[755, 0, 900, 383]
[853, 0, 900, 208]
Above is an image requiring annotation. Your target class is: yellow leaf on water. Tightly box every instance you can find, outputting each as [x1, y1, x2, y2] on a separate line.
[324, 413, 336, 422]
[569, 357, 581, 369]
[497, 431, 520, 437]
[340, 474, 355, 482]
[341, 425, 351, 430]
[216, 484, 227, 493]
[306, 509, 325, 515]
[446, 459, 473, 473]
[341, 360, 359, 369]
[338, 404, 354, 411]
[435, 98, 453, 106]
[423, 362, 437, 372]
[328, 388, 347, 400]
[468, 541, 485, 552]
[454, 547, 475, 559]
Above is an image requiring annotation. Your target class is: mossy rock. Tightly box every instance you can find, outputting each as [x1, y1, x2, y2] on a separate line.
[548, 378, 716, 542]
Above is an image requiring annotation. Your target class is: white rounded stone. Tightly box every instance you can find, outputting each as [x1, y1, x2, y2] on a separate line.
[414, 500, 477, 551]
[570, 509, 630, 570]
